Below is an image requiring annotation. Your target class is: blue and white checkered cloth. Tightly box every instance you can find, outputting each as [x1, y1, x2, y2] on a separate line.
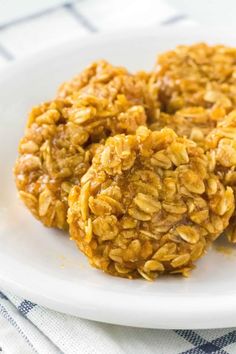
[1, 1, 236, 353]
[2, 290, 236, 354]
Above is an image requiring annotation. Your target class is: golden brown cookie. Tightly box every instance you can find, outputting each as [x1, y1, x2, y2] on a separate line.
[207, 110, 236, 242]
[148, 106, 226, 149]
[14, 61, 148, 229]
[58, 60, 132, 98]
[14, 100, 91, 229]
[68, 127, 234, 280]
[150, 43, 236, 113]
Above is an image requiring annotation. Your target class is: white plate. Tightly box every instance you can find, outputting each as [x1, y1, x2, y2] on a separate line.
[1, 26, 236, 330]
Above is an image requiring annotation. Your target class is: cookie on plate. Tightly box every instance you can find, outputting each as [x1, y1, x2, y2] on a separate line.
[150, 43, 236, 113]
[68, 127, 234, 279]
[207, 110, 236, 242]
[14, 61, 148, 229]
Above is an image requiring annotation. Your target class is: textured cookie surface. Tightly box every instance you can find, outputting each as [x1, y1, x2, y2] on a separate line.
[68, 127, 234, 279]
[207, 110, 236, 242]
[149, 106, 226, 149]
[14, 61, 148, 229]
[150, 43, 236, 113]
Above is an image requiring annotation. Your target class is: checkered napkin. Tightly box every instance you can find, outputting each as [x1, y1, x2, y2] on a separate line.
[1, 290, 236, 354]
[1, 1, 236, 354]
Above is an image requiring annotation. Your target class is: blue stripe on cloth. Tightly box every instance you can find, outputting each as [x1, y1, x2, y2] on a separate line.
[0, 2, 75, 30]
[212, 331, 236, 352]
[181, 344, 228, 354]
[0, 292, 7, 299]
[0, 303, 37, 353]
[161, 14, 187, 25]
[18, 300, 36, 316]
[0, 43, 14, 60]
[176, 330, 209, 347]
[64, 3, 97, 32]
[176, 330, 230, 354]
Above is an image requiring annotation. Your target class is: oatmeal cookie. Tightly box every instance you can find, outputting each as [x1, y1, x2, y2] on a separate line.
[207, 110, 236, 242]
[14, 100, 91, 229]
[14, 61, 148, 229]
[68, 127, 234, 279]
[150, 43, 236, 113]
[149, 106, 226, 149]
